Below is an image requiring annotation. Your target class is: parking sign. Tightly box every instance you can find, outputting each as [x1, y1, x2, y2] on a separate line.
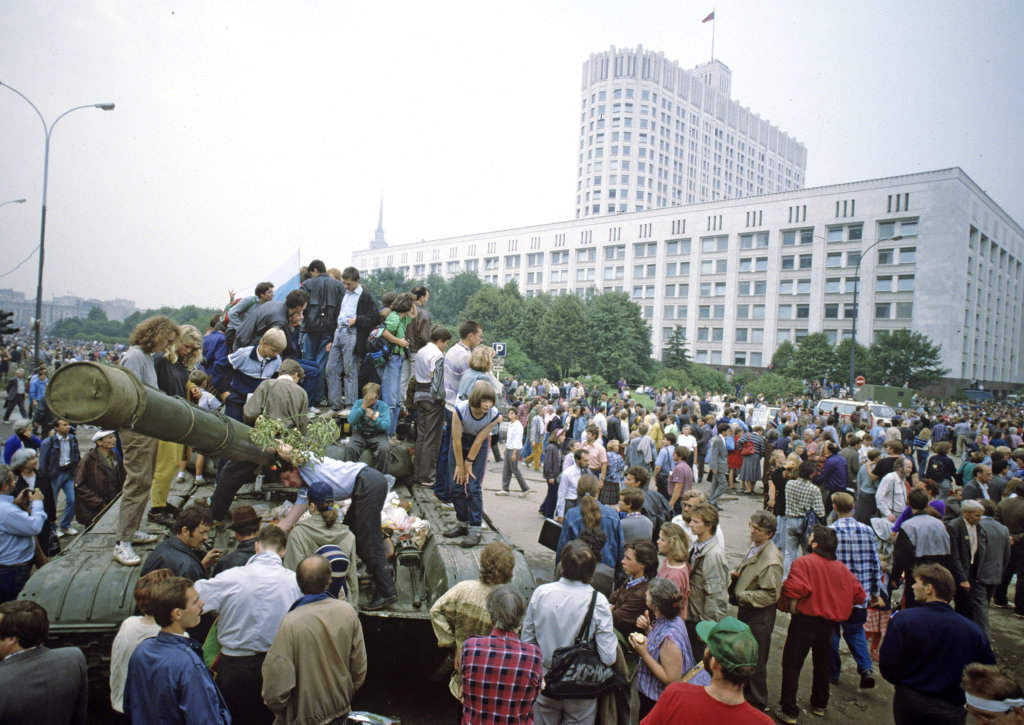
[492, 342, 507, 357]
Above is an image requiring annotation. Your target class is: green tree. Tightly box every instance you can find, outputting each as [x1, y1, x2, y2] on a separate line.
[360, 268, 410, 307]
[501, 339, 545, 381]
[742, 373, 806, 400]
[514, 294, 549, 363]
[867, 329, 949, 388]
[831, 338, 871, 383]
[789, 332, 836, 381]
[462, 284, 522, 346]
[87, 305, 107, 321]
[537, 294, 587, 379]
[429, 272, 482, 328]
[654, 367, 692, 391]
[661, 326, 691, 369]
[580, 292, 652, 383]
[770, 340, 797, 377]
[687, 363, 729, 394]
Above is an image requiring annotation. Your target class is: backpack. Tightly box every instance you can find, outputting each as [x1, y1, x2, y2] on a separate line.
[798, 506, 820, 549]
[363, 324, 392, 368]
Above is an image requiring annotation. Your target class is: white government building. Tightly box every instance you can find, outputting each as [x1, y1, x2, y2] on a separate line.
[574, 46, 807, 216]
[351, 167, 1024, 393]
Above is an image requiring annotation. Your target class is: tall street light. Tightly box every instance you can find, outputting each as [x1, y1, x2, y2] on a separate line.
[0, 81, 114, 369]
[0, 199, 27, 209]
[848, 235, 904, 390]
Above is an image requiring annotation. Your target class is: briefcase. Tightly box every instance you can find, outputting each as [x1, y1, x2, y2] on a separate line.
[538, 517, 562, 551]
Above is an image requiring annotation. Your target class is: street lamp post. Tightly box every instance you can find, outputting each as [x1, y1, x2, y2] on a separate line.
[848, 235, 904, 390]
[0, 82, 114, 369]
[0, 199, 27, 209]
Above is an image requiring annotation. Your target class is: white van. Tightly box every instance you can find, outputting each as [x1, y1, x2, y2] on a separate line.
[813, 398, 895, 428]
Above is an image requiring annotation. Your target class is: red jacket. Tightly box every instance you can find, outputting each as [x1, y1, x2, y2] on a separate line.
[779, 552, 865, 621]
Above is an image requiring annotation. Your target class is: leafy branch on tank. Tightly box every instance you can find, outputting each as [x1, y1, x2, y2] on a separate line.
[248, 414, 340, 467]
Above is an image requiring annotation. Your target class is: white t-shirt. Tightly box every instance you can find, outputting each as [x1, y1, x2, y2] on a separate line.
[506, 420, 525, 450]
[109, 616, 162, 713]
[414, 342, 444, 384]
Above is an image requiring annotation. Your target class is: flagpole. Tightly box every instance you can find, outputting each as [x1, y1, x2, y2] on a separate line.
[711, 9, 715, 63]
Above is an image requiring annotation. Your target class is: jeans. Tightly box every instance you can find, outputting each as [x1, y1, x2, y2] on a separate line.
[300, 331, 332, 403]
[380, 354, 402, 437]
[783, 518, 805, 578]
[829, 606, 873, 678]
[533, 692, 597, 725]
[450, 442, 487, 528]
[325, 326, 359, 408]
[400, 351, 416, 411]
[344, 429, 391, 474]
[780, 612, 834, 717]
[435, 408, 453, 503]
[52, 468, 75, 530]
[294, 359, 321, 402]
[772, 514, 788, 550]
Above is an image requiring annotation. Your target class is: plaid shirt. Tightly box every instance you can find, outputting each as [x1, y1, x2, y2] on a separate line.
[830, 516, 885, 605]
[461, 629, 543, 725]
[784, 477, 826, 519]
[931, 422, 949, 443]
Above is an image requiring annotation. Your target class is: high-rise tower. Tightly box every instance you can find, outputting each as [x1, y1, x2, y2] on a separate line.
[370, 194, 388, 249]
[576, 45, 808, 218]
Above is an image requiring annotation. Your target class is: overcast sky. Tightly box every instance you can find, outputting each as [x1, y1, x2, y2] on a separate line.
[2, 0, 1022, 310]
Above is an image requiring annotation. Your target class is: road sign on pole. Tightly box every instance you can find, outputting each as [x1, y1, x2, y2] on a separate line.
[855, 376, 866, 387]
[492, 342, 507, 357]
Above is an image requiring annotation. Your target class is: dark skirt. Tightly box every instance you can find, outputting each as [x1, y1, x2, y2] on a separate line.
[598, 479, 620, 505]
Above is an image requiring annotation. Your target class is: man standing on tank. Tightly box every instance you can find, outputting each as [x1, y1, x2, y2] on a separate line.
[300, 260, 345, 407]
[326, 267, 379, 411]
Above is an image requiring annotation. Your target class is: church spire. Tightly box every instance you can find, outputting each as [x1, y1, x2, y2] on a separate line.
[370, 191, 388, 249]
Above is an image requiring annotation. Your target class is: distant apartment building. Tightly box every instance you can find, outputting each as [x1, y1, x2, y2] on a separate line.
[0, 289, 136, 329]
[575, 46, 807, 218]
[352, 168, 1024, 392]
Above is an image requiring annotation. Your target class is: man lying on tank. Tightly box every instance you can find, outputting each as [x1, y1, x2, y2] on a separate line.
[275, 444, 398, 612]
[343, 382, 391, 474]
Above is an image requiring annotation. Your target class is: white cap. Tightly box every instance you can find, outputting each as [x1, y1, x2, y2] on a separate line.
[91, 430, 115, 442]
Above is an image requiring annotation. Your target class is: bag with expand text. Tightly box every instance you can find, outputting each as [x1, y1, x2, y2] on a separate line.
[542, 591, 626, 699]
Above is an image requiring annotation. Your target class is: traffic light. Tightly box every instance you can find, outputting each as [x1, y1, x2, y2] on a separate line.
[0, 310, 19, 336]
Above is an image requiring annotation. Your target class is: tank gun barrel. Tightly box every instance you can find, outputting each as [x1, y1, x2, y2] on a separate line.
[45, 361, 276, 465]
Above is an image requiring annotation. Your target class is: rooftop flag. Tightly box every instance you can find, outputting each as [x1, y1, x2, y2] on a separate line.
[703, 11, 715, 22]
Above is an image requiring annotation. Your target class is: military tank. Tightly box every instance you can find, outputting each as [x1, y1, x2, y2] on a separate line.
[28, 361, 536, 694]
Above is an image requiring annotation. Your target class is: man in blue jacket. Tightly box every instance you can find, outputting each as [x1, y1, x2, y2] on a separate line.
[38, 417, 80, 537]
[812, 441, 848, 515]
[125, 577, 230, 724]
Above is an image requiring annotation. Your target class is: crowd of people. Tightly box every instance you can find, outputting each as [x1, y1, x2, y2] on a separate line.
[1, 268, 1024, 724]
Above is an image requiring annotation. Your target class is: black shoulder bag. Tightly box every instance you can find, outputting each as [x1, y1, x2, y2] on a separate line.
[541, 591, 626, 699]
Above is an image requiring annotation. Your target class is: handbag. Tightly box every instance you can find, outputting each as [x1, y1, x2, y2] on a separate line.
[363, 324, 392, 368]
[740, 436, 755, 456]
[541, 591, 626, 699]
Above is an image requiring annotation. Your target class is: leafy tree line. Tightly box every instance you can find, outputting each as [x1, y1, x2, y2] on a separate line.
[765, 329, 947, 391]
[50, 304, 221, 344]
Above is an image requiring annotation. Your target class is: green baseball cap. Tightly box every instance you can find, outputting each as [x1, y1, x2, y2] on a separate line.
[695, 616, 759, 672]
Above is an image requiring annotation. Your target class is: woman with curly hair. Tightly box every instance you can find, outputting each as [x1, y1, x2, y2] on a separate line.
[430, 541, 517, 701]
[114, 316, 180, 566]
[147, 325, 203, 527]
[609, 537, 659, 635]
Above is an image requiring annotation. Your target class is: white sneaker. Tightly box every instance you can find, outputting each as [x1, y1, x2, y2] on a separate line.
[438, 501, 455, 510]
[132, 531, 159, 545]
[175, 472, 186, 482]
[308, 407, 321, 415]
[194, 476, 205, 484]
[495, 490, 510, 496]
[56, 528, 66, 538]
[62, 527, 78, 536]
[517, 489, 532, 498]
[113, 542, 141, 566]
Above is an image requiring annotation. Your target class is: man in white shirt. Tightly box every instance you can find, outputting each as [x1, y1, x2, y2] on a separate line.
[498, 407, 530, 496]
[194, 525, 299, 725]
[412, 326, 452, 487]
[592, 405, 608, 440]
[556, 449, 588, 520]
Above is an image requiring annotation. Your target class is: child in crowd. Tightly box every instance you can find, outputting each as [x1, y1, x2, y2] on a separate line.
[185, 370, 220, 483]
[619, 487, 652, 541]
[345, 382, 392, 474]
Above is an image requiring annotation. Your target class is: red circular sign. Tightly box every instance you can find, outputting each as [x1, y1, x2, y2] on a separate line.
[855, 376, 866, 387]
